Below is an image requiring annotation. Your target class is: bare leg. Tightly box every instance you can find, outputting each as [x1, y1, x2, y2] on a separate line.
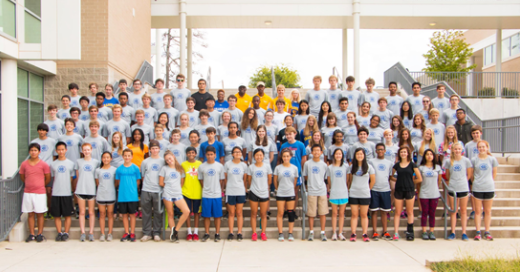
[64, 216, 71, 233]
[371, 211, 378, 233]
[351, 204, 359, 235]
[276, 201, 286, 234]
[394, 199, 403, 234]
[338, 204, 346, 234]
[28, 212, 36, 235]
[36, 213, 45, 235]
[78, 199, 86, 234]
[98, 204, 107, 235]
[331, 204, 338, 234]
[87, 199, 95, 235]
[459, 196, 469, 234]
[228, 204, 236, 234]
[449, 196, 457, 234]
[360, 205, 369, 235]
[129, 213, 136, 234]
[215, 218, 221, 234]
[250, 201, 259, 234]
[55, 217, 62, 233]
[122, 214, 129, 233]
[204, 217, 210, 234]
[286, 201, 295, 234]
[259, 201, 269, 233]
[381, 211, 388, 233]
[474, 198, 483, 232]
[236, 203, 244, 234]
[483, 200, 493, 232]
[106, 205, 114, 234]
[174, 199, 190, 231]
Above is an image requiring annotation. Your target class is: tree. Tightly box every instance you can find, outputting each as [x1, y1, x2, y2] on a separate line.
[423, 30, 477, 81]
[249, 64, 301, 88]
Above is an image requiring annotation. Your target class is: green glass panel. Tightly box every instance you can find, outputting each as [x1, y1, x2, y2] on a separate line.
[17, 69, 28, 98]
[30, 102, 43, 140]
[0, 0, 16, 38]
[29, 73, 44, 101]
[25, 0, 41, 17]
[25, 11, 41, 43]
[18, 99, 29, 166]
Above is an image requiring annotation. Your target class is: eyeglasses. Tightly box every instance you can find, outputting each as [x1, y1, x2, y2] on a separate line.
[376, 149, 385, 151]
[176, 79, 184, 82]
[423, 100, 430, 103]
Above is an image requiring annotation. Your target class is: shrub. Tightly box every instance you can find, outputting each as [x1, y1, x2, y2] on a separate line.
[477, 87, 495, 97]
[502, 87, 519, 98]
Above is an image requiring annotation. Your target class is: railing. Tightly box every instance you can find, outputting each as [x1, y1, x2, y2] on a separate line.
[408, 71, 520, 98]
[0, 170, 24, 242]
[438, 179, 457, 240]
[300, 180, 308, 240]
[332, 67, 344, 90]
[115, 60, 154, 94]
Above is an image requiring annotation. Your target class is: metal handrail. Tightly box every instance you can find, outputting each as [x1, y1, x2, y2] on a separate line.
[332, 67, 344, 90]
[438, 179, 457, 240]
[300, 178, 308, 240]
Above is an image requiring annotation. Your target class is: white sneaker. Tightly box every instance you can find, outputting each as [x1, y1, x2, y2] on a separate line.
[140, 235, 152, 242]
[154, 235, 161, 242]
[107, 234, 113, 242]
[331, 233, 338, 241]
[308, 232, 314, 241]
[338, 233, 347, 241]
[99, 234, 105, 242]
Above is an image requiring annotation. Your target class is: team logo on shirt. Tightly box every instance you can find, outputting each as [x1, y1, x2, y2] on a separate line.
[71, 101, 79, 107]
[231, 168, 241, 175]
[81, 115, 89, 121]
[340, 114, 347, 120]
[173, 150, 181, 157]
[61, 113, 67, 119]
[452, 113, 457, 118]
[438, 102, 444, 108]
[177, 94, 184, 100]
[246, 128, 251, 133]
[122, 112, 127, 117]
[425, 170, 434, 177]
[313, 94, 320, 100]
[91, 142, 98, 149]
[414, 100, 421, 106]
[50, 124, 57, 132]
[83, 164, 93, 172]
[266, 131, 272, 137]
[73, 127, 79, 133]
[169, 172, 179, 179]
[201, 130, 207, 135]
[453, 164, 462, 172]
[133, 98, 139, 105]
[334, 170, 343, 178]
[102, 172, 112, 179]
[254, 171, 264, 178]
[181, 133, 187, 139]
[282, 170, 292, 177]
[311, 166, 320, 174]
[411, 131, 419, 137]
[369, 132, 376, 137]
[424, 114, 429, 120]
[348, 128, 356, 134]
[385, 150, 393, 157]
[479, 164, 489, 171]
[355, 170, 363, 176]
[330, 94, 337, 100]
[404, 120, 410, 127]
[145, 112, 150, 119]
[364, 148, 370, 155]
[473, 147, 479, 155]
[156, 97, 162, 103]
[57, 165, 66, 173]
[207, 168, 216, 176]
[151, 164, 160, 171]
[380, 115, 387, 122]
[378, 164, 386, 171]
[66, 140, 73, 147]
[113, 126, 120, 132]
[159, 143, 165, 150]
[370, 97, 375, 102]
[112, 152, 120, 158]
[97, 113, 103, 118]
[229, 142, 236, 148]
[190, 117, 195, 123]
[41, 145, 49, 152]
[348, 95, 354, 100]
[433, 128, 440, 135]
[390, 100, 397, 106]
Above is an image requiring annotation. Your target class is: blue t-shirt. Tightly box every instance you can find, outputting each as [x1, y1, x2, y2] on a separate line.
[115, 164, 141, 202]
[200, 140, 225, 162]
[104, 97, 119, 108]
[214, 101, 229, 113]
[281, 140, 307, 177]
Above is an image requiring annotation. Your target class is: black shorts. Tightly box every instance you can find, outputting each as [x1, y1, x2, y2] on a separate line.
[448, 191, 469, 198]
[97, 200, 116, 205]
[394, 191, 415, 200]
[472, 191, 494, 200]
[349, 197, 371, 206]
[76, 194, 95, 200]
[226, 195, 246, 205]
[50, 196, 75, 217]
[184, 196, 201, 213]
[118, 201, 139, 214]
[369, 191, 391, 211]
[276, 196, 296, 202]
[249, 192, 269, 203]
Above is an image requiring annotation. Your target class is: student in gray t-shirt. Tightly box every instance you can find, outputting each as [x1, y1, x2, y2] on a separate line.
[247, 149, 273, 239]
[94, 153, 117, 240]
[51, 157, 75, 197]
[223, 148, 248, 238]
[31, 124, 57, 167]
[74, 146, 100, 241]
[273, 148, 299, 241]
[56, 133, 84, 163]
[326, 148, 349, 241]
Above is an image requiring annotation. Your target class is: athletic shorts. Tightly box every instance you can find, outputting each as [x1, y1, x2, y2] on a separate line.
[276, 196, 296, 202]
[394, 191, 415, 200]
[448, 191, 469, 198]
[369, 191, 392, 211]
[306, 195, 328, 217]
[96, 200, 116, 205]
[329, 198, 349, 205]
[22, 193, 47, 213]
[226, 195, 246, 205]
[472, 191, 495, 200]
[162, 196, 184, 202]
[201, 197, 223, 218]
[50, 196, 75, 217]
[184, 196, 201, 213]
[118, 201, 139, 214]
[76, 194, 95, 201]
[249, 192, 269, 203]
[349, 197, 371, 206]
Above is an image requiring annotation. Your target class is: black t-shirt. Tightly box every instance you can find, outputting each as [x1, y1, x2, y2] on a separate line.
[393, 161, 417, 192]
[277, 128, 300, 146]
[191, 92, 214, 111]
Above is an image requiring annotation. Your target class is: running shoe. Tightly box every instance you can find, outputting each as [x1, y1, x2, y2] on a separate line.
[422, 232, 429, 240]
[387, 213, 391, 222]
[350, 234, 356, 242]
[261, 232, 267, 241]
[383, 232, 392, 240]
[372, 233, 380, 241]
[138, 211, 143, 219]
[237, 233, 243, 241]
[321, 233, 327, 242]
[474, 231, 481, 241]
[429, 232, 436, 240]
[308, 232, 314, 241]
[170, 228, 175, 242]
[331, 233, 338, 241]
[227, 233, 234, 241]
[99, 234, 105, 242]
[120, 233, 130, 242]
[278, 233, 284, 242]
[400, 211, 407, 219]
[266, 211, 271, 220]
[288, 234, 294, 241]
[362, 234, 370, 242]
[339, 233, 347, 241]
[462, 233, 469, 241]
[187, 234, 193, 241]
[252, 233, 258, 241]
[36, 234, 46, 243]
[448, 233, 456, 240]
[201, 233, 210, 242]
[457, 213, 461, 220]
[469, 211, 475, 220]
[140, 235, 152, 242]
[193, 234, 199, 241]
[129, 233, 136, 242]
[88, 234, 94, 242]
[154, 235, 161, 242]
[393, 233, 400, 241]
[106, 234, 112, 242]
[484, 231, 493, 241]
[55, 233, 63, 242]
[80, 233, 86, 242]
[61, 233, 70, 242]
[215, 234, 221, 242]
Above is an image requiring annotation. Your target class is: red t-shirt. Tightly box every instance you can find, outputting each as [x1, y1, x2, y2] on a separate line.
[19, 160, 50, 194]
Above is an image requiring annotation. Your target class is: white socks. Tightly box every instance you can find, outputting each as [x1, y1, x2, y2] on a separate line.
[187, 228, 192, 235]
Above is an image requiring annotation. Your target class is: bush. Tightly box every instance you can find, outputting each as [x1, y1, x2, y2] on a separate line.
[502, 87, 519, 98]
[477, 87, 495, 97]
[430, 255, 520, 272]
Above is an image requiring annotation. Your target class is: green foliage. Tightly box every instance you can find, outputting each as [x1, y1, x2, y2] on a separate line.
[423, 30, 477, 73]
[477, 87, 496, 97]
[430, 255, 520, 272]
[477, 87, 519, 98]
[502, 87, 519, 98]
[249, 64, 301, 88]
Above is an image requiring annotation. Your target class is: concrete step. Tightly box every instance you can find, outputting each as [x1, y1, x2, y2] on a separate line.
[496, 157, 509, 164]
[494, 180, 520, 189]
[497, 165, 520, 173]
[495, 173, 520, 181]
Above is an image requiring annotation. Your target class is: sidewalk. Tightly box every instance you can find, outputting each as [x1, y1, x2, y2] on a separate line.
[1, 238, 519, 271]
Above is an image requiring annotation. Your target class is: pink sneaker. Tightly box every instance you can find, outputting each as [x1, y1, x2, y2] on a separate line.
[252, 233, 258, 241]
[187, 234, 193, 241]
[261, 232, 267, 241]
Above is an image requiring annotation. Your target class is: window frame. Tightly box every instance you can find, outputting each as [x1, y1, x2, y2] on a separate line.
[23, 0, 42, 44]
[0, 0, 17, 41]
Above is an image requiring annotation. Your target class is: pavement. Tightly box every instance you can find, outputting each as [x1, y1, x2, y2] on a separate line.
[1, 237, 519, 272]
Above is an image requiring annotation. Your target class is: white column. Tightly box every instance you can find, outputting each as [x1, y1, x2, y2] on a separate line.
[353, 0, 361, 89]
[187, 28, 193, 89]
[179, 0, 187, 76]
[342, 28, 348, 89]
[155, 28, 162, 80]
[466, 56, 473, 96]
[1, 59, 18, 178]
[496, 29, 502, 97]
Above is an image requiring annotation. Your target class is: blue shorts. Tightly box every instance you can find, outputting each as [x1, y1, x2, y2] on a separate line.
[226, 195, 246, 205]
[329, 198, 349, 205]
[184, 196, 201, 214]
[201, 197, 223, 218]
[369, 191, 392, 212]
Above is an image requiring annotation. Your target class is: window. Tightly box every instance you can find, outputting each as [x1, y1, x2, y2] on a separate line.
[17, 68, 44, 166]
[24, 0, 41, 43]
[0, 0, 16, 38]
[510, 33, 520, 57]
[484, 44, 495, 66]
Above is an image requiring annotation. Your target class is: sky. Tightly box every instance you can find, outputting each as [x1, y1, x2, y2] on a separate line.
[152, 29, 439, 89]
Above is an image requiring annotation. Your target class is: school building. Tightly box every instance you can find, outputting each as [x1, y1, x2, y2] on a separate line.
[2, 0, 520, 178]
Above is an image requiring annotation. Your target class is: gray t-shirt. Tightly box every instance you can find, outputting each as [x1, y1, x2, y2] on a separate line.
[341, 90, 363, 113]
[471, 156, 498, 192]
[104, 119, 131, 145]
[327, 89, 342, 111]
[255, 108, 266, 124]
[131, 123, 153, 145]
[250, 140, 277, 165]
[321, 126, 342, 149]
[167, 143, 187, 164]
[442, 108, 458, 126]
[334, 109, 353, 129]
[45, 119, 65, 140]
[128, 91, 145, 109]
[31, 137, 57, 166]
[58, 108, 72, 120]
[72, 120, 86, 137]
[224, 161, 248, 196]
[368, 158, 393, 192]
[295, 115, 309, 132]
[198, 162, 225, 198]
[194, 124, 216, 143]
[208, 110, 221, 128]
[373, 109, 394, 130]
[135, 106, 158, 127]
[265, 124, 278, 143]
[70, 96, 81, 108]
[217, 125, 229, 142]
[327, 164, 349, 200]
[465, 141, 480, 160]
[80, 110, 90, 122]
[349, 141, 376, 160]
[443, 157, 472, 193]
[305, 89, 329, 117]
[327, 144, 349, 162]
[221, 108, 243, 123]
[56, 134, 84, 163]
[159, 166, 186, 199]
[170, 88, 192, 112]
[180, 110, 200, 127]
[342, 125, 358, 145]
[306, 145, 328, 162]
[141, 157, 165, 193]
[362, 92, 380, 114]
[179, 127, 193, 147]
[83, 135, 109, 161]
[384, 144, 399, 163]
[302, 160, 328, 196]
[247, 163, 273, 199]
[74, 158, 100, 195]
[155, 138, 170, 158]
[356, 115, 371, 128]
[223, 137, 246, 162]
[95, 166, 117, 201]
[239, 125, 256, 146]
[273, 164, 298, 197]
[386, 95, 403, 118]
[121, 105, 136, 124]
[410, 128, 423, 144]
[110, 147, 124, 168]
[158, 107, 180, 130]
[96, 107, 113, 123]
[50, 159, 75, 196]
[367, 127, 384, 144]
[432, 97, 450, 117]
[427, 122, 445, 148]
[406, 94, 425, 114]
[348, 164, 375, 198]
[418, 165, 442, 199]
[413, 141, 438, 165]
[151, 92, 167, 110]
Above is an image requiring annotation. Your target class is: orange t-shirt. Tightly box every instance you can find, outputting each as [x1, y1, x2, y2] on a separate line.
[126, 143, 149, 168]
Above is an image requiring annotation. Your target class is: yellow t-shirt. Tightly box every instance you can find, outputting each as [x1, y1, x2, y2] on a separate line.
[253, 94, 273, 110]
[268, 96, 291, 113]
[181, 160, 203, 200]
[126, 143, 149, 168]
[235, 93, 252, 113]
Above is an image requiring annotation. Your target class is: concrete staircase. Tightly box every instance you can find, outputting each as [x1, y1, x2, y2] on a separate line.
[38, 157, 520, 241]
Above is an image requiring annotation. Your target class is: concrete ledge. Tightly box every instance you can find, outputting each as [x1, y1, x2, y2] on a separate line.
[8, 213, 28, 242]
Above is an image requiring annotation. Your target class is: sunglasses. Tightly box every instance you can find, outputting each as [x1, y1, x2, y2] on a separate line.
[176, 79, 184, 82]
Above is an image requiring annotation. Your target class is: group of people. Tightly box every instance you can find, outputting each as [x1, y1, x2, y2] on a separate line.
[20, 74, 497, 244]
